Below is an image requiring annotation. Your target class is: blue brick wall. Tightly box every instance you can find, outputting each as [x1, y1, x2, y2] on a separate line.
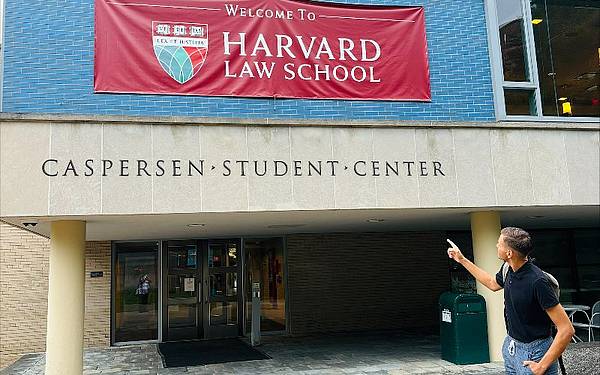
[1, 0, 495, 121]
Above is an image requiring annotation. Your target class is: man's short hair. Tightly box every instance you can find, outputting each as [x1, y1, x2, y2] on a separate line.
[501, 227, 533, 257]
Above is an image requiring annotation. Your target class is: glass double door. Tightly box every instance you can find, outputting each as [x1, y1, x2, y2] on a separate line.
[162, 240, 241, 341]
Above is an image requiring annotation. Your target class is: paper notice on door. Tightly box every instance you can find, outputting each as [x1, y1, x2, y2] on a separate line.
[442, 308, 452, 323]
[184, 277, 195, 292]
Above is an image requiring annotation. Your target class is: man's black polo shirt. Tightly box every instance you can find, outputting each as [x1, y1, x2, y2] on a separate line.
[495, 261, 559, 343]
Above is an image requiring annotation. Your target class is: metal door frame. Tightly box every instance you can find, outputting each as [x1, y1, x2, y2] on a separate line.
[111, 240, 161, 346]
[161, 239, 203, 341]
[112, 236, 288, 345]
[203, 239, 243, 339]
[161, 238, 243, 341]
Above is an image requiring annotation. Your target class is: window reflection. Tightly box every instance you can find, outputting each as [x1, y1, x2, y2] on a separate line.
[114, 242, 159, 343]
[244, 238, 286, 332]
[497, 0, 529, 81]
[210, 302, 238, 325]
[209, 243, 238, 267]
[168, 304, 197, 328]
[531, 0, 600, 117]
[574, 230, 600, 292]
[505, 89, 536, 115]
[168, 244, 197, 270]
[168, 275, 196, 302]
[210, 272, 237, 297]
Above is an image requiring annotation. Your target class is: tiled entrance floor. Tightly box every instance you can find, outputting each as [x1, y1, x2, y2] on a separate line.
[0, 332, 508, 375]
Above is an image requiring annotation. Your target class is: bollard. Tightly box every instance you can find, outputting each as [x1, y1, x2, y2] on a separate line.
[251, 282, 261, 346]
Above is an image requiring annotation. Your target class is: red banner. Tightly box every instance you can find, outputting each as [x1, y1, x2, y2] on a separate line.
[94, 0, 431, 101]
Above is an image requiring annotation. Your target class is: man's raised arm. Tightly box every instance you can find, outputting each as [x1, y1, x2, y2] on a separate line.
[446, 239, 502, 292]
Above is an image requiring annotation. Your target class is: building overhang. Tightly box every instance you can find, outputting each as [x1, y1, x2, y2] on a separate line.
[2, 115, 598, 241]
[3, 205, 598, 241]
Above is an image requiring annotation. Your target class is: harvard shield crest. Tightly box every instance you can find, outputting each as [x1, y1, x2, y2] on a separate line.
[152, 21, 208, 84]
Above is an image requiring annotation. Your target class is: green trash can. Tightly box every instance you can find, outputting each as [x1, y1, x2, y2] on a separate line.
[439, 292, 490, 365]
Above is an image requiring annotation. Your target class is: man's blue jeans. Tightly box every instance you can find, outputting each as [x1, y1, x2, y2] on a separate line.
[502, 336, 558, 375]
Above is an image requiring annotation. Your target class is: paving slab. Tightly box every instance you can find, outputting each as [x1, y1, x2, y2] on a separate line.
[17, 332, 600, 375]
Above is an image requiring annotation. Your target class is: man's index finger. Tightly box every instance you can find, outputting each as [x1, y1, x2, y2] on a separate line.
[446, 239, 458, 249]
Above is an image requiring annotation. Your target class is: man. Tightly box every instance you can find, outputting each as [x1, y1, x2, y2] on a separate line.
[447, 227, 574, 375]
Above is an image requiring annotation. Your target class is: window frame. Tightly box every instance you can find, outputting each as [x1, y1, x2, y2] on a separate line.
[484, 0, 599, 122]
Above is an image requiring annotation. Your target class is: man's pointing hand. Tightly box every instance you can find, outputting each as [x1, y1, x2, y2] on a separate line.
[446, 239, 465, 263]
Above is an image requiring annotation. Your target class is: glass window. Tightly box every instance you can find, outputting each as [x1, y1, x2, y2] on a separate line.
[530, 0, 600, 117]
[497, 0, 530, 82]
[505, 89, 537, 115]
[574, 230, 600, 291]
[114, 242, 159, 343]
[529, 230, 571, 267]
[210, 272, 238, 297]
[167, 274, 198, 328]
[491, 0, 599, 119]
[208, 243, 238, 267]
[168, 303, 197, 328]
[244, 238, 286, 332]
[210, 302, 238, 325]
[168, 244, 197, 270]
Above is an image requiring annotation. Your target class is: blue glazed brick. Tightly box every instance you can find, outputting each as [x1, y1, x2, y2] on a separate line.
[2, 0, 495, 121]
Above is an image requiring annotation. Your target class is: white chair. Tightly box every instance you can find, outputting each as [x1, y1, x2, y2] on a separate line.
[569, 309, 591, 342]
[570, 301, 600, 342]
[590, 301, 600, 341]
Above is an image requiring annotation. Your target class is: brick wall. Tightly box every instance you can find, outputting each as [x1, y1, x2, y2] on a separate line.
[2, 0, 494, 121]
[84, 241, 111, 348]
[0, 223, 111, 369]
[0, 223, 50, 368]
[286, 231, 451, 334]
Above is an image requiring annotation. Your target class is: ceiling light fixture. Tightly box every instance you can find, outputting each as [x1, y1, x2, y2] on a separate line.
[527, 215, 545, 219]
[576, 72, 597, 80]
[267, 224, 306, 229]
[367, 218, 385, 223]
[186, 223, 206, 227]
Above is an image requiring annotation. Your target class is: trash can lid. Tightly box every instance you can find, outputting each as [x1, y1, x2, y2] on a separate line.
[439, 292, 485, 308]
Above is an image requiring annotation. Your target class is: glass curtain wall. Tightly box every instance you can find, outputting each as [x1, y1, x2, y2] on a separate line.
[492, 0, 599, 118]
[114, 242, 159, 343]
[244, 238, 286, 333]
[530, 0, 600, 117]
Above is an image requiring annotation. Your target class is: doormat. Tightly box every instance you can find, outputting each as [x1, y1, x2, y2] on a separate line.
[158, 339, 271, 368]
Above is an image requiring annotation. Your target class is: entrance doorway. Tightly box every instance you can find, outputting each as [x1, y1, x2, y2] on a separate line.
[113, 242, 159, 343]
[244, 238, 286, 333]
[162, 239, 242, 341]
